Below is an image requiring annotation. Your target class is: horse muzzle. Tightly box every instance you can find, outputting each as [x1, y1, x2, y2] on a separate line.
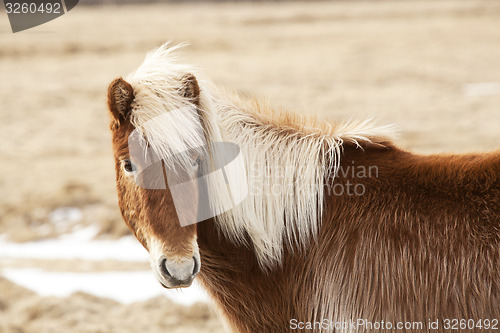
[154, 254, 200, 288]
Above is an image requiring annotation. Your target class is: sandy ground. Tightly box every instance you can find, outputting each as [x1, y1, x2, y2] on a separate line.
[0, 1, 499, 332]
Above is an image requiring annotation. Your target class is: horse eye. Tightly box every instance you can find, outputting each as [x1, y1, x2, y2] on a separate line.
[122, 159, 134, 173]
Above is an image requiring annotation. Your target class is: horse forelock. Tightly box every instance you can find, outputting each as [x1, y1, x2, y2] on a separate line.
[124, 43, 395, 269]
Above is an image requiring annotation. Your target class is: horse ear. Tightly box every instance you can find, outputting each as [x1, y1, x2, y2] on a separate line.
[180, 73, 200, 104]
[108, 77, 134, 124]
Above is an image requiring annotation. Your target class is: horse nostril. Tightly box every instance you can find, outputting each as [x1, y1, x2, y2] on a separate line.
[192, 256, 200, 275]
[159, 257, 173, 279]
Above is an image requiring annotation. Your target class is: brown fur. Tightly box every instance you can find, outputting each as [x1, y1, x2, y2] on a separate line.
[111, 120, 197, 258]
[107, 77, 499, 332]
[108, 77, 134, 129]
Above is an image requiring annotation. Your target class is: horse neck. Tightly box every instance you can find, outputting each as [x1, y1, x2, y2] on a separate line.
[194, 141, 402, 332]
[196, 219, 297, 333]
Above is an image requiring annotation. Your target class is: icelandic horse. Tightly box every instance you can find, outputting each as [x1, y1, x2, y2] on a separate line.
[107, 44, 499, 332]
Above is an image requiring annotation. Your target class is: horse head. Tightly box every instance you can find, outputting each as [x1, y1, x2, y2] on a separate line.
[107, 72, 202, 289]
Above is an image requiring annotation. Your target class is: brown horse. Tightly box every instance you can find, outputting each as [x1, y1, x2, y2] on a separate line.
[107, 44, 499, 332]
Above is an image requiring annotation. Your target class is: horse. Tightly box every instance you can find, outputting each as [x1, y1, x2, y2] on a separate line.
[107, 44, 499, 332]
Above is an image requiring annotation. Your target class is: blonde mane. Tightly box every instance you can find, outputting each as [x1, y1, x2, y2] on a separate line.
[126, 43, 394, 268]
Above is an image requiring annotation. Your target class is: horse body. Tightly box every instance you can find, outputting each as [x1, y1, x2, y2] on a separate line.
[107, 44, 499, 332]
[196, 143, 499, 332]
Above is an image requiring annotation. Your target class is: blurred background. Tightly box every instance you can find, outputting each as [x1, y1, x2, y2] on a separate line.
[1, 0, 499, 332]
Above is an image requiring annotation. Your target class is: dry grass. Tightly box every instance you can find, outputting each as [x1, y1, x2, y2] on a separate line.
[0, 278, 222, 333]
[0, 1, 499, 331]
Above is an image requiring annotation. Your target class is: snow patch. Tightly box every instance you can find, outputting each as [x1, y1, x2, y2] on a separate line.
[0, 226, 148, 262]
[1, 268, 209, 305]
[49, 207, 83, 229]
[464, 82, 500, 97]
